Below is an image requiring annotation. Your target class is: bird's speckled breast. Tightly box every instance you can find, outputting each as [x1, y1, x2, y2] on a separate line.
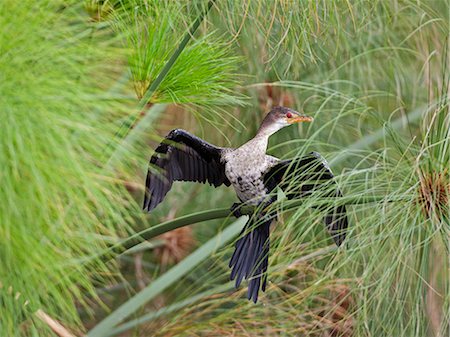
[222, 140, 278, 204]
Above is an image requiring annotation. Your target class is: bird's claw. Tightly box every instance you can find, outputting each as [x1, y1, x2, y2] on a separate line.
[230, 202, 243, 218]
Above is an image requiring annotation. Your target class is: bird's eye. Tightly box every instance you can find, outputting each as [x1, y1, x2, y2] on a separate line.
[286, 112, 293, 118]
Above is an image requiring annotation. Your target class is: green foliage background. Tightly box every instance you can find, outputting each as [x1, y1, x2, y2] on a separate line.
[0, 0, 448, 336]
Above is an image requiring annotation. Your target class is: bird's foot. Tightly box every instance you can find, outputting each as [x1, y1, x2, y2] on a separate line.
[230, 202, 244, 218]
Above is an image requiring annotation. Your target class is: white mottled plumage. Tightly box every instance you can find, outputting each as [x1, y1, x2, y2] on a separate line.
[222, 135, 278, 204]
[220, 114, 292, 204]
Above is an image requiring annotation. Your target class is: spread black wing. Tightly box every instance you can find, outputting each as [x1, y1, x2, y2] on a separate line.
[264, 152, 348, 246]
[143, 129, 231, 212]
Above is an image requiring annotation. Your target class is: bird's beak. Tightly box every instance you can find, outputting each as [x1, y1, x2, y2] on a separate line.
[287, 111, 314, 124]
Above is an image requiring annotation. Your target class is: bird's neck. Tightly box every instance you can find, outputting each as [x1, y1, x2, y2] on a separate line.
[247, 123, 282, 153]
[255, 121, 284, 140]
[257, 119, 284, 138]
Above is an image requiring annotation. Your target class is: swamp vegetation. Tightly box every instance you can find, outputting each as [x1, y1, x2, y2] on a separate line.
[0, 0, 449, 336]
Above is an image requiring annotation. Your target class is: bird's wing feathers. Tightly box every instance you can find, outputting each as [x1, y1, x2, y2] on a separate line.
[263, 152, 348, 246]
[143, 129, 230, 212]
[229, 214, 271, 303]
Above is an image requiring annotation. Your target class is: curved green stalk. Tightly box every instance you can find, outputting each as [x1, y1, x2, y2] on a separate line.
[118, 207, 232, 253]
[113, 194, 403, 256]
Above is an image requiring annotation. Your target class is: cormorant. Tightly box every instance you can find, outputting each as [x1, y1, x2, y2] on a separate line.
[143, 106, 348, 302]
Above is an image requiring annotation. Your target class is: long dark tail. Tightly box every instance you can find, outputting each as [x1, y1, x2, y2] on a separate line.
[229, 215, 271, 303]
[324, 189, 348, 246]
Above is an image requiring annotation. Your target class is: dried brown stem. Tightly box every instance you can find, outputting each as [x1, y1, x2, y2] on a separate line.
[35, 310, 77, 337]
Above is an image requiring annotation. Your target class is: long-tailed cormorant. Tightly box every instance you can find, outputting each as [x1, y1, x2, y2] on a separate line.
[143, 106, 348, 302]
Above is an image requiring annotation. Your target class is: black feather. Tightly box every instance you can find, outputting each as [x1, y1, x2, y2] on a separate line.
[263, 152, 349, 246]
[143, 129, 230, 212]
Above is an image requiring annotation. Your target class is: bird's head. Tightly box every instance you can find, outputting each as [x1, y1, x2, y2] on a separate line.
[258, 106, 313, 136]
